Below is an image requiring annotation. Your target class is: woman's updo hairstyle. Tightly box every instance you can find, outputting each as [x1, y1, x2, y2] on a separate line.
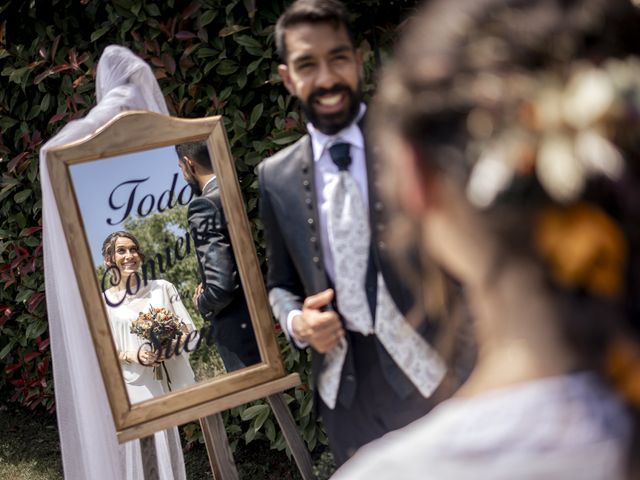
[373, 0, 640, 473]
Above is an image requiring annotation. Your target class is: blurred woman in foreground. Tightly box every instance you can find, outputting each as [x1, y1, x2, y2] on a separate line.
[334, 0, 640, 478]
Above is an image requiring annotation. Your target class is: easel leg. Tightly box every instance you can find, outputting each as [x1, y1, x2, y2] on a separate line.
[140, 435, 160, 480]
[200, 413, 239, 480]
[267, 394, 314, 480]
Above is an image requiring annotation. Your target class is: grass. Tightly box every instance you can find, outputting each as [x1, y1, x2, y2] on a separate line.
[0, 404, 62, 480]
[0, 402, 335, 479]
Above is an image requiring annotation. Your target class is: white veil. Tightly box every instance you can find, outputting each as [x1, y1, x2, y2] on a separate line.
[39, 45, 169, 479]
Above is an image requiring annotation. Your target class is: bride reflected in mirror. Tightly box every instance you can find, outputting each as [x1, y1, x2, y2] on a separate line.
[101, 230, 196, 401]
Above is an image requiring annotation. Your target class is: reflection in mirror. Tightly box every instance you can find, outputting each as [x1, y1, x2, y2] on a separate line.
[69, 144, 260, 405]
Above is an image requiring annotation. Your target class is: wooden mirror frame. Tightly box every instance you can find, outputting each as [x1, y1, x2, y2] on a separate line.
[46, 111, 298, 442]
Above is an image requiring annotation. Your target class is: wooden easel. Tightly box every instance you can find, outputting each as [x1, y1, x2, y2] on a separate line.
[140, 390, 314, 480]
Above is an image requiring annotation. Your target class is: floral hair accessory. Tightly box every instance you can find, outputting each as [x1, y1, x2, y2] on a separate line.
[465, 57, 640, 208]
[535, 202, 627, 299]
[605, 335, 640, 407]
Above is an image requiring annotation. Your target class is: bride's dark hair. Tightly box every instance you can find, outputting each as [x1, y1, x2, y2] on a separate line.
[373, 0, 640, 474]
[101, 231, 145, 266]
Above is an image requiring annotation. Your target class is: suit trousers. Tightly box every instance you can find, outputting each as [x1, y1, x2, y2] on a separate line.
[318, 331, 435, 467]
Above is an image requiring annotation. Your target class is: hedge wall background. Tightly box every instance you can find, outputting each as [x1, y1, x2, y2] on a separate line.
[0, 0, 417, 457]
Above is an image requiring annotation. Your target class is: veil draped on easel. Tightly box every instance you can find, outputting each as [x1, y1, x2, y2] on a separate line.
[38, 45, 175, 479]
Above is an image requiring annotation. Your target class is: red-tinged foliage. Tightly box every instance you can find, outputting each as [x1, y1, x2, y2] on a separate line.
[24, 351, 41, 362]
[1, 0, 415, 449]
[21, 226, 42, 236]
[47, 112, 68, 125]
[181, 2, 201, 20]
[5, 363, 22, 374]
[7, 152, 29, 173]
[36, 336, 50, 352]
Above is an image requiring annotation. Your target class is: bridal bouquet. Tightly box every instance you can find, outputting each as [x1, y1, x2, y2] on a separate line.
[130, 306, 187, 385]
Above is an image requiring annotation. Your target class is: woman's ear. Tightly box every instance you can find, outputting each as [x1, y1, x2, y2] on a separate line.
[104, 256, 113, 267]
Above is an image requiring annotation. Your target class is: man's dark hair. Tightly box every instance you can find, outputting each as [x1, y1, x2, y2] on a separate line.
[275, 0, 355, 63]
[175, 140, 213, 173]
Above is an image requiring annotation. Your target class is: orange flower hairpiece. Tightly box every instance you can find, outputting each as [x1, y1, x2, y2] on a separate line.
[605, 336, 640, 407]
[535, 202, 627, 298]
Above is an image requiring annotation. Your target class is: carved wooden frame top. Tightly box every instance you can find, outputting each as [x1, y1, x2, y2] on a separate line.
[46, 111, 293, 442]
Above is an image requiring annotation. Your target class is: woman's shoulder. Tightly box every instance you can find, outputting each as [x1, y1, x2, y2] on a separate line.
[333, 373, 631, 480]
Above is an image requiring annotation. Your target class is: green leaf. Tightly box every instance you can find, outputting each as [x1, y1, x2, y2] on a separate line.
[16, 288, 34, 304]
[145, 3, 161, 16]
[14, 189, 32, 204]
[252, 407, 270, 431]
[219, 25, 249, 37]
[264, 418, 276, 442]
[90, 25, 111, 42]
[299, 392, 313, 417]
[0, 340, 16, 360]
[219, 86, 233, 101]
[272, 133, 302, 145]
[7, 66, 29, 85]
[25, 320, 47, 340]
[216, 60, 238, 76]
[234, 35, 262, 50]
[248, 103, 263, 130]
[23, 236, 40, 248]
[226, 424, 242, 435]
[196, 48, 219, 59]
[198, 9, 217, 28]
[246, 58, 262, 74]
[236, 71, 247, 89]
[245, 426, 257, 444]
[240, 403, 268, 421]
[40, 93, 51, 112]
[27, 105, 41, 120]
[0, 116, 18, 130]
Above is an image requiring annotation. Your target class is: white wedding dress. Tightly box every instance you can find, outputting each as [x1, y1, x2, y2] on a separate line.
[104, 279, 196, 480]
[104, 279, 196, 401]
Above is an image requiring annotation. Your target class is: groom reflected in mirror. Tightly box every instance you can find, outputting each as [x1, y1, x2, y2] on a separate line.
[176, 141, 260, 372]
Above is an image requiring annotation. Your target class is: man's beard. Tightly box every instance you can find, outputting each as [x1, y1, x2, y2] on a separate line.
[300, 83, 362, 135]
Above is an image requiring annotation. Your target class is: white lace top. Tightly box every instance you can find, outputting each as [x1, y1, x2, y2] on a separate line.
[333, 373, 631, 480]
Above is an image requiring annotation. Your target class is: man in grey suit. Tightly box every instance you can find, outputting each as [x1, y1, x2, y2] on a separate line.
[177, 141, 260, 372]
[258, 0, 449, 465]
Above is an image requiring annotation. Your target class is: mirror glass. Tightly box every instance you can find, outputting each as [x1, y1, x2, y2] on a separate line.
[69, 143, 261, 405]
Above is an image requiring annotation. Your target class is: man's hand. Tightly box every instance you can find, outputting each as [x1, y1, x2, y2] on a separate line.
[292, 289, 344, 353]
[192, 283, 203, 311]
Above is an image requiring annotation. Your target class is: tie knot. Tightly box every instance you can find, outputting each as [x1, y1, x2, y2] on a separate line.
[329, 142, 351, 171]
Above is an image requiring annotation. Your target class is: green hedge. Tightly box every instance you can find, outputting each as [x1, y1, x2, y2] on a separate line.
[0, 0, 417, 454]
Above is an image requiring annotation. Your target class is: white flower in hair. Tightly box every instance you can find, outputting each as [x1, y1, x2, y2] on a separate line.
[537, 133, 585, 203]
[562, 66, 615, 130]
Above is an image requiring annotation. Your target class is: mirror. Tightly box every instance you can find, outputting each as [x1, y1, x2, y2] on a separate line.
[46, 111, 298, 441]
[70, 143, 260, 405]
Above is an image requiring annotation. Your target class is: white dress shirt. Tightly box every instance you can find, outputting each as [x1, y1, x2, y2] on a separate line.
[285, 104, 368, 344]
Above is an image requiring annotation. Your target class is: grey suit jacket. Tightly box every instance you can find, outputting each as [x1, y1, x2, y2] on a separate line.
[258, 129, 432, 407]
